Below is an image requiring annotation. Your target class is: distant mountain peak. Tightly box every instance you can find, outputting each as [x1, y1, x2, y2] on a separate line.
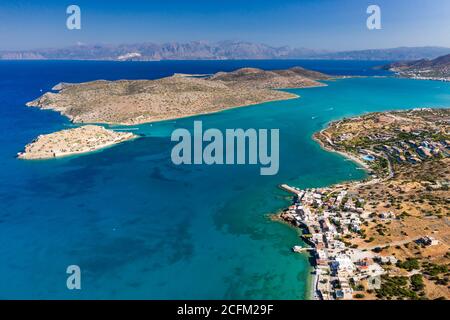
[117, 52, 142, 61]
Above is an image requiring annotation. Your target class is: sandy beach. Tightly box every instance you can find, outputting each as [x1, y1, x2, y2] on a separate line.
[312, 130, 371, 171]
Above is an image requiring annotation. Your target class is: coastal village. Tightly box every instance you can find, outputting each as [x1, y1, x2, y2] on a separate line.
[280, 108, 450, 300]
[398, 75, 449, 82]
[281, 184, 391, 300]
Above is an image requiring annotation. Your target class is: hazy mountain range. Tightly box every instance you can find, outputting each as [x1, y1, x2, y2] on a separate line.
[1, 41, 450, 61]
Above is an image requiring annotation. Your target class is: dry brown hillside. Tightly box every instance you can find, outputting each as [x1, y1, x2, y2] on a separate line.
[26, 67, 329, 125]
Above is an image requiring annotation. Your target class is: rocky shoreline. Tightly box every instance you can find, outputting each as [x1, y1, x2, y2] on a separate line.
[18, 125, 137, 160]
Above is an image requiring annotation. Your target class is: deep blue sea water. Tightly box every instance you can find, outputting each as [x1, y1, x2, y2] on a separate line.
[0, 60, 449, 299]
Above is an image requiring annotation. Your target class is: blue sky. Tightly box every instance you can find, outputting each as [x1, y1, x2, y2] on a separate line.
[0, 0, 449, 50]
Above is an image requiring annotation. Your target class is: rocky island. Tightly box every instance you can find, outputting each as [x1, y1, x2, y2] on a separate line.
[26, 67, 330, 125]
[281, 108, 450, 300]
[18, 125, 137, 160]
[20, 66, 329, 160]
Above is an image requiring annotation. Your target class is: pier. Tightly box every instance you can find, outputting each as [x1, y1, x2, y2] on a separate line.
[280, 184, 302, 195]
[292, 245, 315, 253]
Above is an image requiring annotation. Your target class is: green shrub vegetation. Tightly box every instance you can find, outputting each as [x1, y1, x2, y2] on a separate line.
[396, 258, 420, 271]
[410, 274, 424, 291]
[376, 275, 418, 300]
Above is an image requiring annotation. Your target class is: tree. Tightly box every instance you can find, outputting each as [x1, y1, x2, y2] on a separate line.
[410, 274, 424, 291]
[396, 258, 420, 271]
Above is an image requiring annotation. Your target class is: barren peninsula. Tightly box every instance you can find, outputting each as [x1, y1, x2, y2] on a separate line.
[26, 67, 330, 125]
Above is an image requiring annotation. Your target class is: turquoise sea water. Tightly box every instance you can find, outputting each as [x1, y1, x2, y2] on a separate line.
[0, 61, 449, 299]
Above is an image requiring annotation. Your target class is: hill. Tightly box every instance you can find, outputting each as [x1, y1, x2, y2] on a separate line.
[382, 54, 450, 81]
[26, 67, 330, 125]
[317, 46, 450, 61]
